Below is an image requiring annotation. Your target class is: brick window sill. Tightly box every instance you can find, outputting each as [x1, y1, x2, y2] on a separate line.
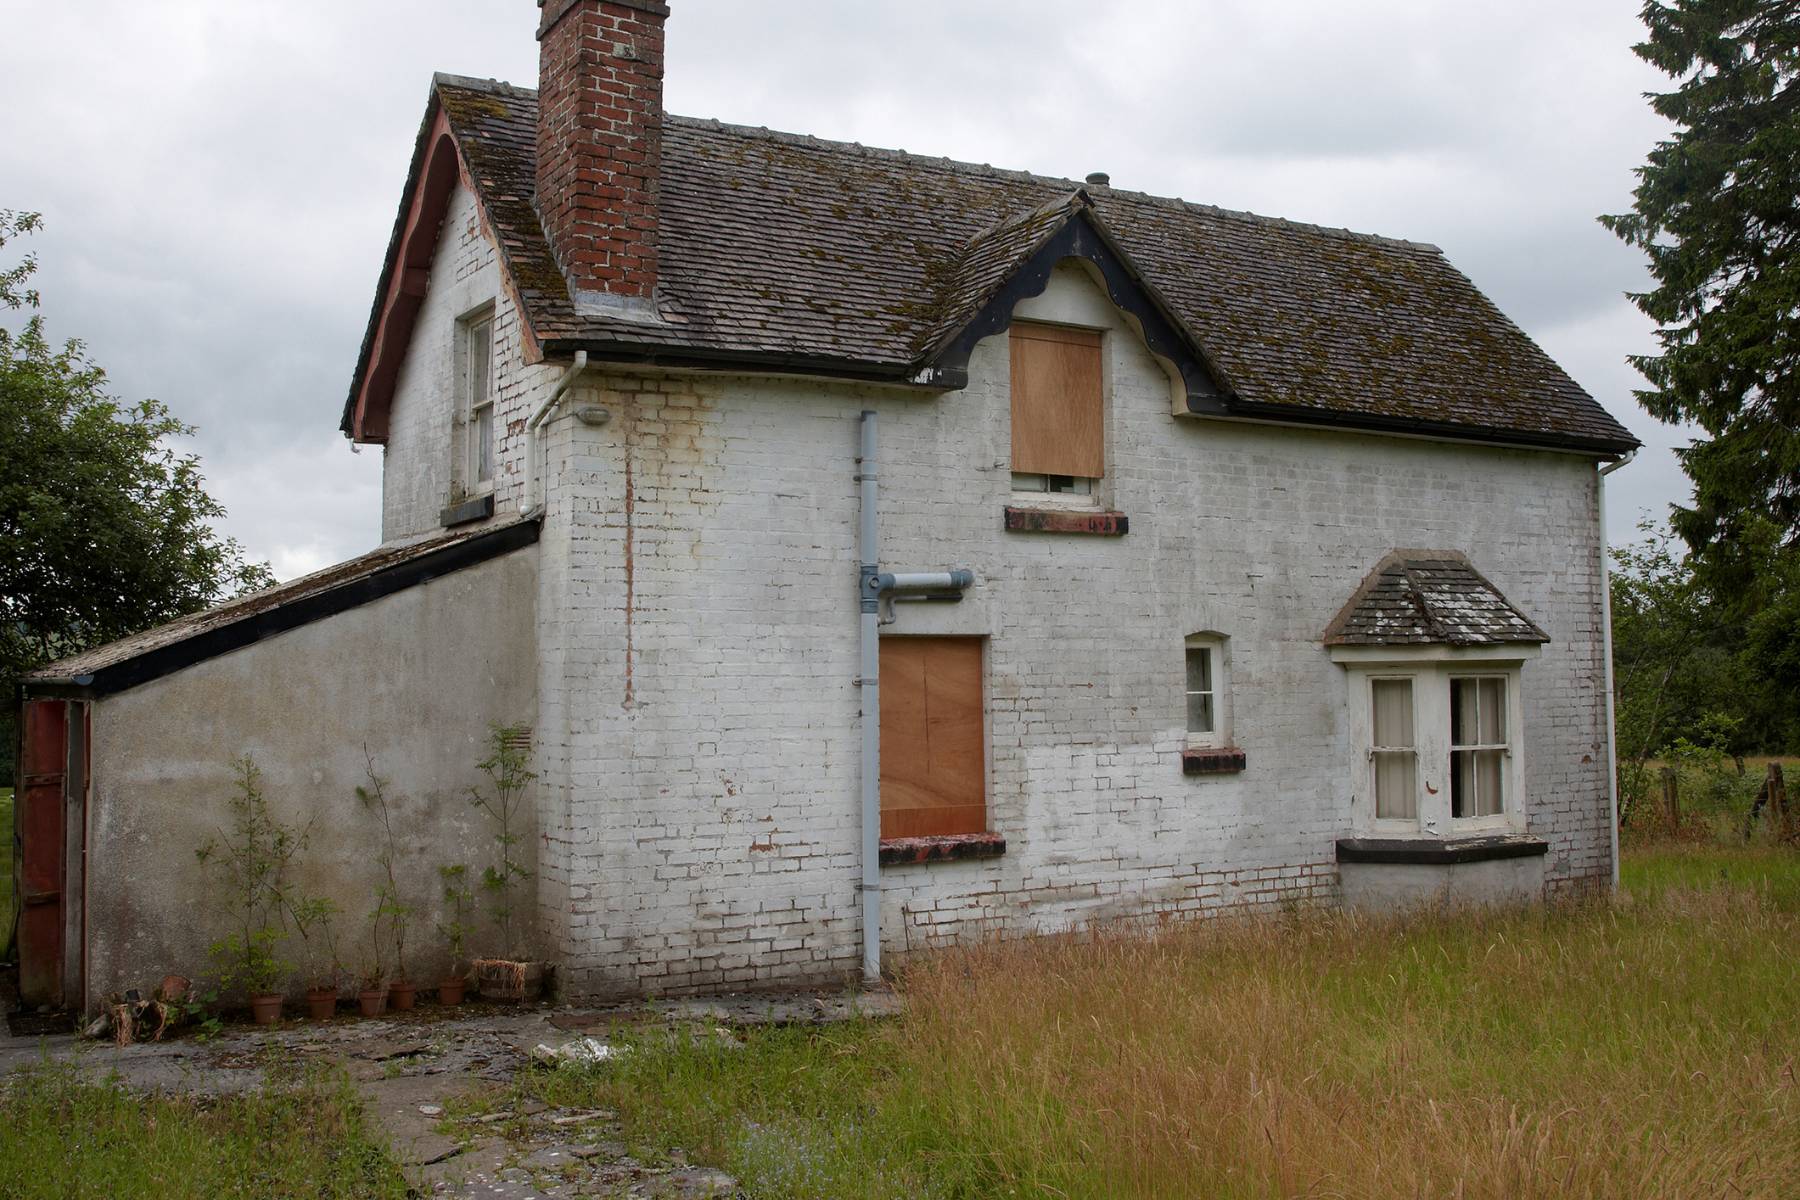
[1004, 507, 1129, 536]
[879, 832, 1006, 867]
[1182, 746, 1247, 775]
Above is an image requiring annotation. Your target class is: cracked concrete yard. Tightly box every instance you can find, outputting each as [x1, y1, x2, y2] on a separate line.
[0, 990, 899, 1199]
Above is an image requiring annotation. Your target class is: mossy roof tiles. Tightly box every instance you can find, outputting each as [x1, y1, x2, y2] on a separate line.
[397, 75, 1637, 455]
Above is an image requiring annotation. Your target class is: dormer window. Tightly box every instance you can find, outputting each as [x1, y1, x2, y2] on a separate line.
[458, 307, 496, 492]
[1009, 322, 1102, 496]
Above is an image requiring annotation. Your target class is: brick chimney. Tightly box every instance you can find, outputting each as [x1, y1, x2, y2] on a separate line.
[536, 0, 667, 320]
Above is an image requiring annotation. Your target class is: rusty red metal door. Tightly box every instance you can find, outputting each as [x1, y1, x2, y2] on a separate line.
[17, 700, 68, 1009]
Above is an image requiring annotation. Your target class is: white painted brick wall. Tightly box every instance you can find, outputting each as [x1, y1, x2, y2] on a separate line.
[384, 236, 1615, 998]
[520, 264, 1614, 998]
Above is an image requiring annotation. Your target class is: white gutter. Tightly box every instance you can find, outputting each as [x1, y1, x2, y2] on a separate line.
[523, 351, 590, 519]
[1597, 447, 1638, 887]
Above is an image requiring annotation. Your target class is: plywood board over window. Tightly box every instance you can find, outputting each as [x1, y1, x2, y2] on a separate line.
[1010, 323, 1104, 479]
[880, 637, 985, 838]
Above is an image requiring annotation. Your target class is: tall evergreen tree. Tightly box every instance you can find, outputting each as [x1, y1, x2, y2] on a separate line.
[1601, 0, 1800, 584]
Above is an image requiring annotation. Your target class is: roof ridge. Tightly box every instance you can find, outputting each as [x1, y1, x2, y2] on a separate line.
[668, 112, 1445, 255]
[433, 72, 538, 99]
[429, 73, 1444, 256]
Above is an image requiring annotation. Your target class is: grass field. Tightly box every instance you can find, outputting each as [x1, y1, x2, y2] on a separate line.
[0, 1060, 408, 1200]
[2, 841, 1794, 1198]
[516, 841, 1800, 1200]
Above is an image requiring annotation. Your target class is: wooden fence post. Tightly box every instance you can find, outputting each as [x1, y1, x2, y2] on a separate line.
[1768, 763, 1788, 838]
[1661, 765, 1680, 829]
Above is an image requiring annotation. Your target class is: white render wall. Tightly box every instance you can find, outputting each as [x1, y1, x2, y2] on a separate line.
[83, 546, 540, 1010]
[525, 262, 1615, 998]
[380, 181, 555, 543]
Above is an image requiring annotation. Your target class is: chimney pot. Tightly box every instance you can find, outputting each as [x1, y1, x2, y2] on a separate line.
[1085, 171, 1111, 187]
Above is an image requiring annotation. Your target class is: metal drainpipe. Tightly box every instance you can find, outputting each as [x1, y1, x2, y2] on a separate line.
[857, 411, 882, 984]
[523, 351, 590, 519]
[1597, 447, 1637, 887]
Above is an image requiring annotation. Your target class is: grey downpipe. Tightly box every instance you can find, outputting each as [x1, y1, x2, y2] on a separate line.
[857, 411, 882, 983]
[1597, 447, 1637, 887]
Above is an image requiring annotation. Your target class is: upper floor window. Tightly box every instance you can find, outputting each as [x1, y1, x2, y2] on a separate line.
[459, 309, 496, 491]
[1183, 633, 1230, 748]
[1009, 322, 1102, 494]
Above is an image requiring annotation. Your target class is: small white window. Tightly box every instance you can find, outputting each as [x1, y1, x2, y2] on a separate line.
[1183, 634, 1230, 747]
[459, 311, 496, 491]
[1450, 676, 1508, 819]
[1370, 677, 1418, 821]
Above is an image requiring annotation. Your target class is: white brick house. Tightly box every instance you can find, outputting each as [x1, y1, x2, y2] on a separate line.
[17, 0, 1638, 1011]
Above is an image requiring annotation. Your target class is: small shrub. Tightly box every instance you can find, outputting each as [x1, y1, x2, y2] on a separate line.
[470, 724, 535, 960]
[194, 757, 300, 998]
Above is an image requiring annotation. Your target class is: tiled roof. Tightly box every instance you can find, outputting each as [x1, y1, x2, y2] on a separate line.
[1323, 553, 1551, 647]
[403, 75, 1637, 455]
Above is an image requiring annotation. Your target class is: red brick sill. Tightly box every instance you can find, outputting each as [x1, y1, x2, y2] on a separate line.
[879, 832, 1007, 867]
[1182, 746, 1247, 775]
[1004, 507, 1129, 536]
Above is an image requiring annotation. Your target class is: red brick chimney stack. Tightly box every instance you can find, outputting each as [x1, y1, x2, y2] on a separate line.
[536, 0, 667, 320]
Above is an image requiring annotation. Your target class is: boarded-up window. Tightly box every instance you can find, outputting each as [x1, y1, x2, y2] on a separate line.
[880, 637, 985, 838]
[1010, 323, 1103, 480]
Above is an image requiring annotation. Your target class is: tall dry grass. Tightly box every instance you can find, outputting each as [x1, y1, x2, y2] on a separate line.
[891, 893, 1799, 1199]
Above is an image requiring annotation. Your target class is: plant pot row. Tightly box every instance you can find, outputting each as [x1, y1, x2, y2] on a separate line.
[248, 977, 471, 1025]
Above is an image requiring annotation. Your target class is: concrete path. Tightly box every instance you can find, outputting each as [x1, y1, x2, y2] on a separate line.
[0, 991, 899, 1199]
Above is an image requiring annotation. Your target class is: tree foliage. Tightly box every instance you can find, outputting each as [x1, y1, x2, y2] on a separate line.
[1611, 517, 1798, 804]
[1, 213, 273, 779]
[1601, 0, 1800, 579]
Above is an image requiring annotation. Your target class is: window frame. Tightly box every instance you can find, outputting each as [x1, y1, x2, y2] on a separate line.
[1368, 674, 1421, 830]
[1183, 634, 1231, 750]
[456, 305, 497, 498]
[877, 635, 989, 841]
[1007, 320, 1106, 503]
[1448, 673, 1514, 831]
[1332, 646, 1533, 838]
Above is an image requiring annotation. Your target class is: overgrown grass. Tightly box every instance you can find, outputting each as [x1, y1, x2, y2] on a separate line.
[1622, 838, 1800, 909]
[0, 1059, 409, 1200]
[527, 849, 1800, 1199]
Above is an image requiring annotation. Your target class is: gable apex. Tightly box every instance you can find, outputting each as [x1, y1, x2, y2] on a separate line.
[915, 195, 1234, 412]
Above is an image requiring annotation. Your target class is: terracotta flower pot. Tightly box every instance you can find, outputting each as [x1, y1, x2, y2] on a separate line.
[249, 993, 283, 1026]
[388, 981, 417, 1012]
[305, 988, 337, 1021]
[357, 988, 388, 1018]
[438, 977, 466, 1006]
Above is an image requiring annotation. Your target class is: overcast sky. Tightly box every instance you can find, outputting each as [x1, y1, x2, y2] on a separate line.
[4, 0, 1684, 580]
